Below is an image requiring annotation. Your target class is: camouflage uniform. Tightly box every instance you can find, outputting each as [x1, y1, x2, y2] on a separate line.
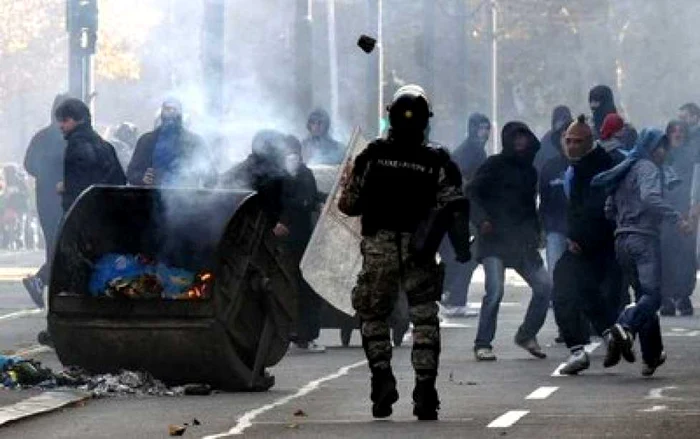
[339, 163, 463, 379]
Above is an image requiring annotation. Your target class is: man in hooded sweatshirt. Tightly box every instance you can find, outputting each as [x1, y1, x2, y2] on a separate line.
[589, 85, 617, 140]
[534, 105, 572, 172]
[301, 108, 345, 165]
[553, 116, 622, 375]
[469, 121, 551, 361]
[593, 129, 693, 376]
[127, 98, 217, 188]
[22, 94, 69, 308]
[660, 120, 696, 316]
[440, 113, 490, 317]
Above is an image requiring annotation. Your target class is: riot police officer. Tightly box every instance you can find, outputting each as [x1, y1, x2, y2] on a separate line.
[338, 85, 470, 421]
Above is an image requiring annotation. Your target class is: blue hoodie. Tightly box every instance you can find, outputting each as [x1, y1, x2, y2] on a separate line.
[594, 128, 682, 236]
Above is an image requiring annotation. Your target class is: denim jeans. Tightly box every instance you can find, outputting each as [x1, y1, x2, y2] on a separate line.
[474, 255, 552, 349]
[545, 232, 567, 280]
[439, 237, 478, 307]
[615, 233, 664, 363]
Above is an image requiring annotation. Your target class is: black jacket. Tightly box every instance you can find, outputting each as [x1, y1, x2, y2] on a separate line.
[24, 99, 66, 222]
[566, 146, 615, 255]
[279, 165, 319, 257]
[469, 122, 541, 265]
[127, 127, 216, 188]
[63, 124, 126, 211]
[451, 113, 490, 185]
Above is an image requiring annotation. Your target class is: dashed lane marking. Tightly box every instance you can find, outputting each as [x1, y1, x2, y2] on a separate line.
[551, 341, 602, 377]
[646, 386, 680, 400]
[203, 360, 367, 438]
[525, 386, 559, 400]
[0, 308, 43, 322]
[487, 410, 530, 428]
[640, 405, 668, 413]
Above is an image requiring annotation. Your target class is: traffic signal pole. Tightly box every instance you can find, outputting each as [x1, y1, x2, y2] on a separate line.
[67, 0, 98, 109]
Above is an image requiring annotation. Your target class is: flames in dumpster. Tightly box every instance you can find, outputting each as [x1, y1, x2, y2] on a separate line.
[89, 253, 214, 300]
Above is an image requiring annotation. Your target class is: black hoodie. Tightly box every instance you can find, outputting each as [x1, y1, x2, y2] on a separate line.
[589, 85, 617, 140]
[534, 106, 572, 172]
[451, 113, 490, 184]
[23, 94, 68, 221]
[468, 121, 542, 265]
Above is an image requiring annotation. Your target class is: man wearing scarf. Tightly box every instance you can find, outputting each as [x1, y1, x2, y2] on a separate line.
[552, 116, 621, 375]
[127, 98, 217, 188]
[592, 129, 692, 376]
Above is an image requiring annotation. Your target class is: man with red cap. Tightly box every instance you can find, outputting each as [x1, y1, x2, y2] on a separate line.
[598, 113, 629, 165]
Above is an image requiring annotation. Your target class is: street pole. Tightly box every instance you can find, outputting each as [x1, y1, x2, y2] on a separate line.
[295, 0, 313, 123]
[422, 0, 435, 96]
[202, 0, 225, 128]
[327, 0, 339, 130]
[490, 0, 499, 154]
[365, 0, 379, 136]
[66, 0, 97, 111]
[377, 0, 384, 135]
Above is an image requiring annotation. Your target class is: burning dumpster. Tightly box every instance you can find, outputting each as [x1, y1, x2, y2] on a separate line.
[47, 186, 296, 391]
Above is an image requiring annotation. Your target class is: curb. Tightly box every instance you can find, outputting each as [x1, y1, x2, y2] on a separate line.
[0, 390, 91, 427]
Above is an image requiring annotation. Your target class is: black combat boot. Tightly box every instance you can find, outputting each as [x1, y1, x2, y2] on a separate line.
[412, 376, 439, 421]
[370, 369, 399, 419]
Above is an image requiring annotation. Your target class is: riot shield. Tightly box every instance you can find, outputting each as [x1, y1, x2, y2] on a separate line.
[300, 128, 368, 316]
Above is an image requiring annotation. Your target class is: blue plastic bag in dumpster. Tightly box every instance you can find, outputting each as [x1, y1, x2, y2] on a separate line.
[88, 254, 153, 296]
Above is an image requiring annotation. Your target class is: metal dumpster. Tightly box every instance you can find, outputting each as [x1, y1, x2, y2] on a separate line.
[47, 186, 296, 391]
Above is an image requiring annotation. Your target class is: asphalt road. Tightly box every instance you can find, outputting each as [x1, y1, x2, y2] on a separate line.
[1, 251, 699, 438]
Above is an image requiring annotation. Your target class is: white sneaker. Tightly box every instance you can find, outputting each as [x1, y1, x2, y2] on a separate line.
[290, 340, 327, 354]
[441, 305, 467, 317]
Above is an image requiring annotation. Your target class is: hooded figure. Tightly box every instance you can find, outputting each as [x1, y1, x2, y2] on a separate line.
[659, 120, 696, 316]
[597, 128, 691, 376]
[451, 113, 491, 184]
[535, 106, 572, 171]
[301, 109, 345, 165]
[589, 85, 617, 140]
[220, 130, 288, 221]
[127, 98, 217, 188]
[468, 121, 552, 361]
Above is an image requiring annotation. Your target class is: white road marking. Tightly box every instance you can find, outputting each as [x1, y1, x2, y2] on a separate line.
[13, 344, 52, 357]
[467, 302, 519, 309]
[646, 386, 678, 400]
[551, 341, 602, 377]
[0, 390, 89, 426]
[487, 410, 530, 428]
[0, 308, 43, 322]
[664, 330, 700, 337]
[203, 360, 367, 438]
[525, 386, 559, 400]
[640, 405, 668, 413]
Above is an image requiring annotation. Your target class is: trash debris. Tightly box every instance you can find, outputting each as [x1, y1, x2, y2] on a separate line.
[88, 253, 213, 300]
[184, 383, 212, 396]
[1, 354, 54, 388]
[193, 418, 201, 426]
[82, 370, 185, 398]
[293, 409, 307, 417]
[357, 34, 377, 53]
[169, 424, 187, 436]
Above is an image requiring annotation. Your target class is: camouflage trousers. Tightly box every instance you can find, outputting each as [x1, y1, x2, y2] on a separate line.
[352, 231, 443, 379]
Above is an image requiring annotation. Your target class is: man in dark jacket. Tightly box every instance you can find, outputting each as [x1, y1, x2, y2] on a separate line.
[589, 85, 617, 140]
[469, 121, 551, 361]
[553, 116, 622, 374]
[22, 94, 69, 308]
[660, 120, 696, 316]
[440, 113, 490, 317]
[535, 105, 572, 172]
[301, 108, 345, 165]
[57, 99, 126, 212]
[594, 129, 693, 376]
[280, 135, 326, 353]
[127, 98, 217, 188]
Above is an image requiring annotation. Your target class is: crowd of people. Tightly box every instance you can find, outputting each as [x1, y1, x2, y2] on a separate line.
[19, 94, 345, 356]
[441, 84, 698, 378]
[13, 82, 700, 420]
